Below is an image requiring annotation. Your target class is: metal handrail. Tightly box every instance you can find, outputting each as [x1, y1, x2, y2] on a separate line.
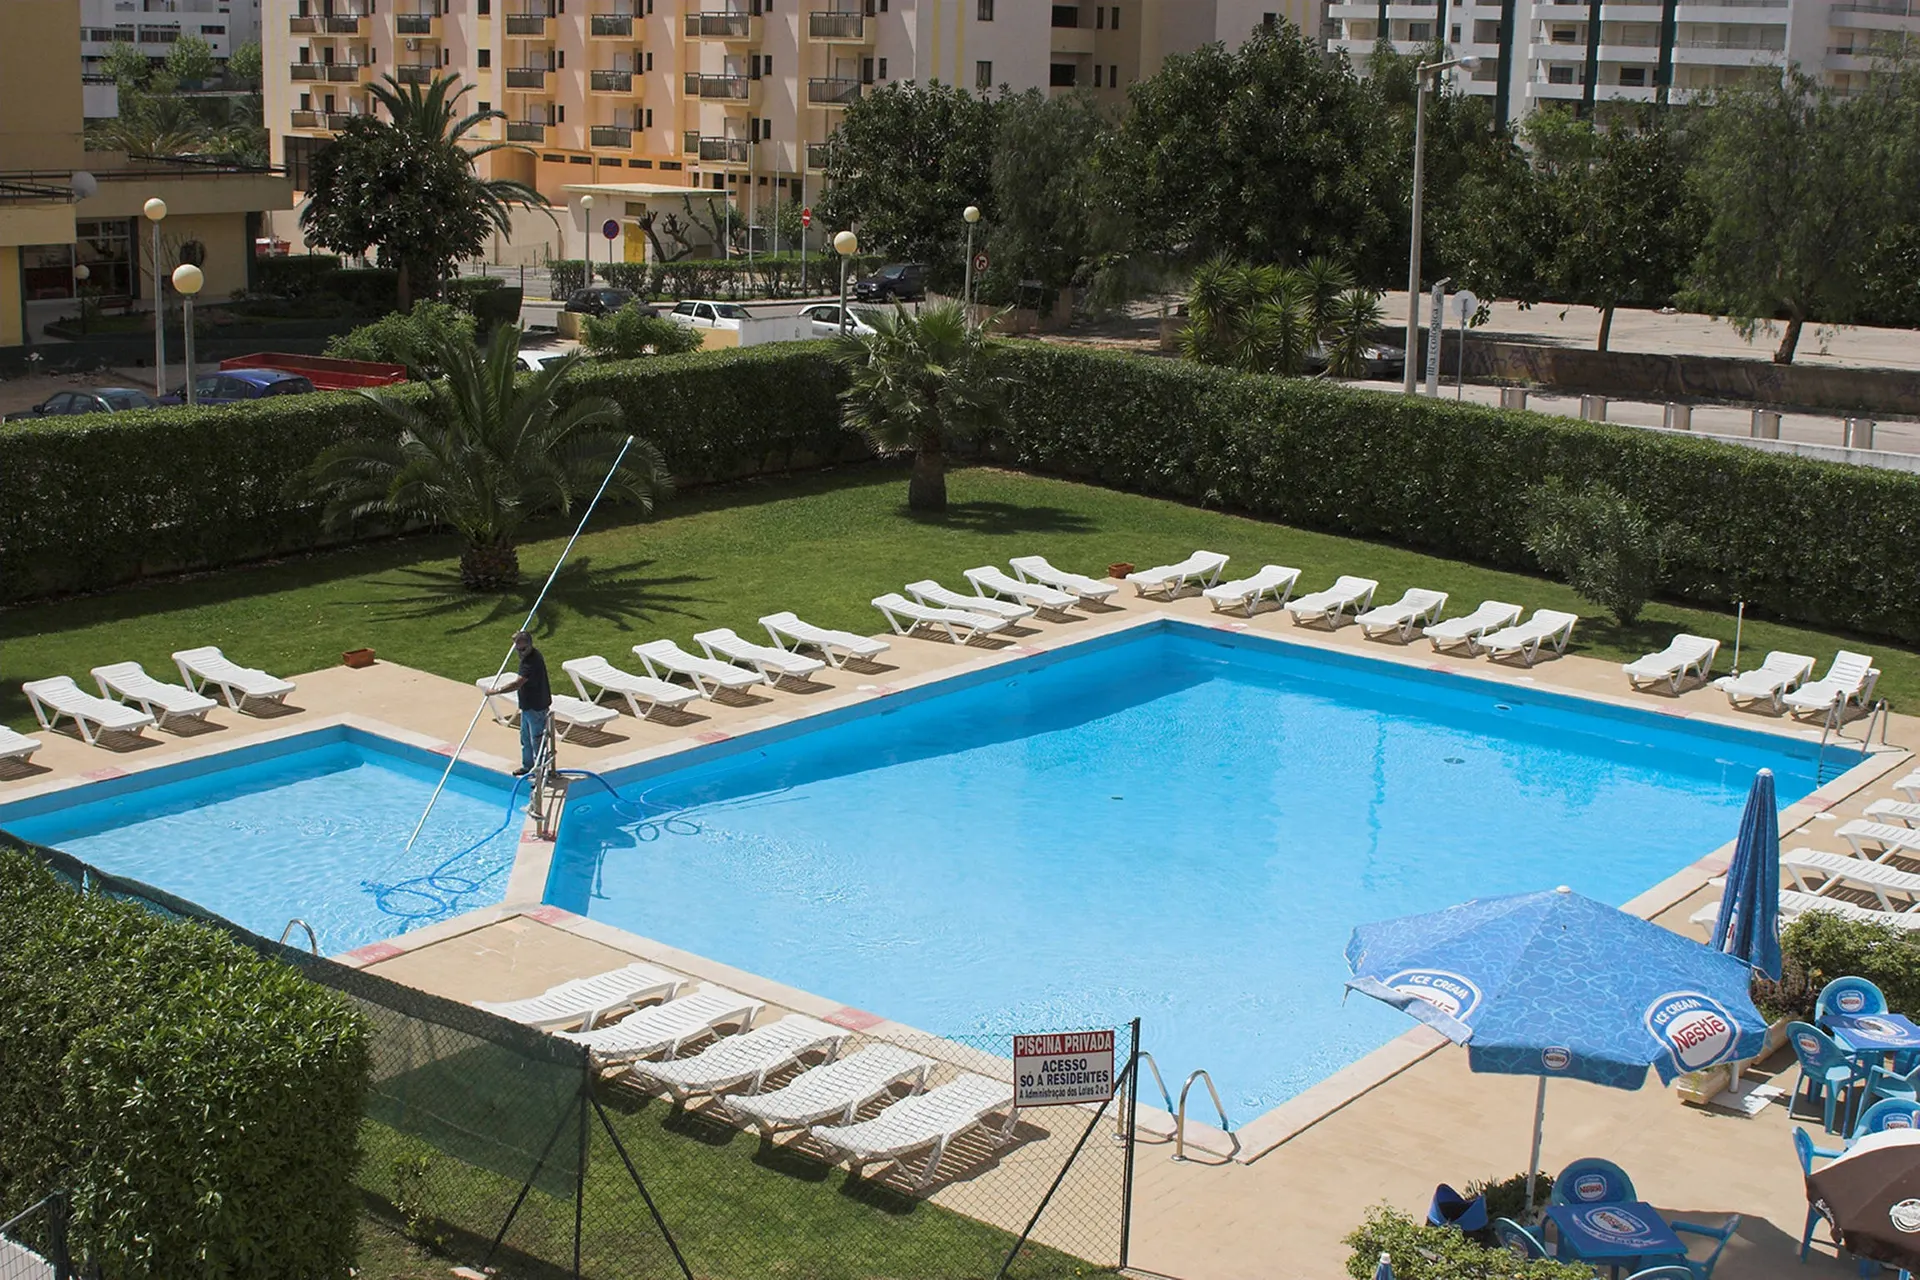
[279, 918, 320, 955]
[1114, 1050, 1176, 1142]
[1173, 1068, 1235, 1162]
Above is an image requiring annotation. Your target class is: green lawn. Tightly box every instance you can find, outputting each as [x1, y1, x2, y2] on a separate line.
[4, 463, 1916, 730]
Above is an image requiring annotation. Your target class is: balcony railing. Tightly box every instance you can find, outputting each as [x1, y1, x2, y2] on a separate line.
[1832, 0, 1915, 13]
[322, 15, 365, 32]
[395, 12, 436, 33]
[591, 125, 634, 147]
[505, 12, 549, 33]
[290, 108, 322, 127]
[591, 12, 635, 35]
[325, 62, 365, 81]
[685, 10, 753, 37]
[807, 76, 861, 104]
[290, 63, 324, 79]
[507, 121, 546, 141]
[325, 111, 358, 128]
[290, 14, 317, 31]
[1676, 35, 1784, 47]
[684, 72, 752, 98]
[808, 10, 864, 37]
[685, 134, 749, 161]
[590, 68, 634, 90]
[506, 67, 548, 88]
[806, 140, 832, 168]
[396, 62, 435, 83]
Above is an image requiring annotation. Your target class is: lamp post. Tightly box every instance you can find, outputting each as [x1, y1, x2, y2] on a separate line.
[1402, 55, 1480, 395]
[172, 263, 203, 407]
[834, 229, 859, 334]
[144, 197, 167, 397]
[580, 193, 595, 282]
[73, 262, 90, 336]
[962, 204, 981, 321]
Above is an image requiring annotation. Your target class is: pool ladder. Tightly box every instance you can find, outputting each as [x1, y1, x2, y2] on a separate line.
[279, 918, 319, 955]
[1115, 1052, 1238, 1162]
[1816, 698, 1890, 784]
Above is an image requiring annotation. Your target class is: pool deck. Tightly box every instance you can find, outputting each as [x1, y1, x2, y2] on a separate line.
[5, 582, 1916, 1280]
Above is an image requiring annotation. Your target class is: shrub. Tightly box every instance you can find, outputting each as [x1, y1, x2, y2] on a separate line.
[255, 253, 343, 298]
[322, 265, 400, 313]
[326, 300, 479, 372]
[1345, 1206, 1591, 1280]
[580, 306, 703, 360]
[1523, 479, 1682, 625]
[0, 842, 369, 1280]
[441, 275, 522, 337]
[548, 257, 587, 298]
[1752, 909, 1920, 1022]
[1463, 1172, 1555, 1225]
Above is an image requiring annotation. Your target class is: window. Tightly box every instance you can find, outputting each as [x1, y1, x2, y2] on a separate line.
[1094, 64, 1102, 85]
[660, 159, 681, 169]
[478, 99, 489, 111]
[75, 217, 133, 298]
[478, 0, 488, 11]
[1049, 61, 1075, 85]
[645, 107, 653, 126]
[645, 51, 652, 69]
[1263, 12, 1277, 26]
[861, 55, 874, 81]
[1450, 23, 1460, 40]
[1110, 63, 1118, 83]
[299, 91, 311, 108]
[1618, 65, 1646, 85]
[1547, 63, 1574, 82]
[975, 59, 992, 88]
[477, 47, 490, 65]
[629, 158, 653, 167]
[877, 56, 887, 78]
[1407, 21, 1430, 40]
[1111, 5, 1119, 28]
[1550, 24, 1577, 42]
[1051, 5, 1079, 27]
[762, 116, 772, 137]
[978, 0, 992, 18]
[1096, 5, 1104, 26]
[200, 23, 225, 33]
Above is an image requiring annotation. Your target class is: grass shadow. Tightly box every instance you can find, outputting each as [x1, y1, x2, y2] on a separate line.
[350, 556, 714, 636]
[898, 500, 1098, 538]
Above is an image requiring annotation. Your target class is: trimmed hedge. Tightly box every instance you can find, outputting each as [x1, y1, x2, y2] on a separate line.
[0, 843, 369, 1279]
[1345, 1206, 1591, 1280]
[991, 344, 1920, 643]
[0, 344, 854, 601]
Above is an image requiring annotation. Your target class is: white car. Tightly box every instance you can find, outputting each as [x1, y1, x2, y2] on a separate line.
[666, 299, 752, 329]
[798, 303, 879, 338]
[516, 349, 574, 373]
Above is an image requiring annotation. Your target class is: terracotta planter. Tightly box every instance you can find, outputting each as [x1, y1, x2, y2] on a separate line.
[342, 648, 377, 669]
[1108, 563, 1135, 579]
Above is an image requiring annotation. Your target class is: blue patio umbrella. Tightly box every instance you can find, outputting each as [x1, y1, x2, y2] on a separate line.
[1373, 1252, 1394, 1280]
[1708, 769, 1783, 981]
[1346, 886, 1769, 1212]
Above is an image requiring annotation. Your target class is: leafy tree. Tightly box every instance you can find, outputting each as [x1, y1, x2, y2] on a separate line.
[324, 300, 477, 373]
[302, 75, 546, 309]
[1321, 287, 1389, 379]
[983, 90, 1103, 300]
[1524, 479, 1685, 625]
[159, 34, 219, 91]
[821, 82, 1002, 290]
[305, 324, 670, 590]
[1181, 256, 1386, 378]
[832, 302, 1003, 512]
[101, 42, 152, 91]
[227, 41, 262, 89]
[580, 307, 701, 360]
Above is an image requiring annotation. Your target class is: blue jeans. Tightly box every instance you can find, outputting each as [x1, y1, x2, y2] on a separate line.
[519, 708, 551, 771]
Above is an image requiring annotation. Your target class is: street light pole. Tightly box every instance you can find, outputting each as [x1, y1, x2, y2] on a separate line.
[1402, 55, 1479, 395]
[144, 197, 167, 397]
[173, 263, 204, 407]
[580, 193, 594, 283]
[834, 229, 859, 334]
[962, 204, 981, 323]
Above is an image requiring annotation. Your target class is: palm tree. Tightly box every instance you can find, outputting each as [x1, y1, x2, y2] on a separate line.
[305, 323, 671, 590]
[832, 303, 1003, 514]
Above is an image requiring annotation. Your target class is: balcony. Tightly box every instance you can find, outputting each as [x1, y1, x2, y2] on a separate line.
[394, 10, 440, 36]
[290, 108, 322, 127]
[805, 140, 832, 168]
[685, 133, 749, 161]
[322, 14, 366, 33]
[590, 68, 635, 91]
[326, 111, 358, 128]
[507, 120, 546, 141]
[326, 62, 370, 81]
[684, 72, 756, 100]
[506, 12, 550, 34]
[591, 12, 636, 36]
[290, 14, 317, 32]
[591, 124, 634, 147]
[507, 66, 549, 88]
[290, 63, 324, 80]
[808, 11, 867, 39]
[685, 10, 758, 39]
[807, 76, 861, 105]
[396, 62, 435, 83]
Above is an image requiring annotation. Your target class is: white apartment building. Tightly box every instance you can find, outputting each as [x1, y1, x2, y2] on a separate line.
[262, 0, 1313, 261]
[1331, 0, 1920, 127]
[81, 0, 265, 116]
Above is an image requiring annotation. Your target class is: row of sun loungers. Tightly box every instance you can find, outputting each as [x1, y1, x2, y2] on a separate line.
[16, 648, 296, 751]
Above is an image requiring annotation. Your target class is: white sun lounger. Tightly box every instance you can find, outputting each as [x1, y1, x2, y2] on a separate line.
[1623, 635, 1721, 695]
[872, 593, 1009, 644]
[633, 640, 763, 699]
[1868, 799, 1920, 828]
[1009, 556, 1118, 603]
[1781, 650, 1880, 719]
[1423, 601, 1523, 654]
[171, 646, 297, 712]
[906, 580, 1034, 622]
[90, 661, 218, 729]
[1479, 610, 1579, 666]
[563, 656, 701, 719]
[475, 676, 620, 740]
[810, 1072, 1018, 1190]
[1203, 565, 1301, 616]
[627, 1015, 851, 1101]
[1355, 588, 1449, 642]
[559, 985, 765, 1065]
[1784, 849, 1920, 913]
[22, 677, 154, 746]
[1838, 820, 1920, 863]
[1691, 889, 1920, 931]
[1713, 651, 1816, 712]
[760, 613, 891, 668]
[474, 962, 687, 1032]
[726, 1044, 936, 1136]
[0, 725, 43, 766]
[1285, 576, 1380, 629]
[1895, 772, 1920, 804]
[694, 628, 828, 688]
[1125, 550, 1228, 599]
[964, 565, 1080, 615]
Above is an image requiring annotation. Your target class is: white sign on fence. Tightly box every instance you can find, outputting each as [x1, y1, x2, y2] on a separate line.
[1012, 1029, 1117, 1107]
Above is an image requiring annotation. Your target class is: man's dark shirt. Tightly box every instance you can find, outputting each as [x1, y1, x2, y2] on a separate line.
[517, 648, 552, 711]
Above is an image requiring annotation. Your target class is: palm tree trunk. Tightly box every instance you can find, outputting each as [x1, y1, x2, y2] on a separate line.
[1774, 314, 1804, 365]
[907, 430, 947, 512]
[459, 539, 520, 591]
[396, 258, 413, 312]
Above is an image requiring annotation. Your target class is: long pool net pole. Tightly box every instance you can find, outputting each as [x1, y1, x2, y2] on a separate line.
[399, 435, 637, 858]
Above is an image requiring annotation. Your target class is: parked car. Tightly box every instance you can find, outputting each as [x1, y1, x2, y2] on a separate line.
[851, 263, 926, 303]
[161, 368, 318, 406]
[1304, 341, 1407, 379]
[564, 287, 655, 317]
[5, 386, 159, 421]
[665, 299, 752, 330]
[798, 303, 880, 338]
[516, 348, 576, 372]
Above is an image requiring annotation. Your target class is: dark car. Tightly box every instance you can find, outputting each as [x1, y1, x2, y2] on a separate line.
[5, 386, 159, 422]
[162, 368, 318, 407]
[564, 286, 657, 317]
[851, 263, 927, 303]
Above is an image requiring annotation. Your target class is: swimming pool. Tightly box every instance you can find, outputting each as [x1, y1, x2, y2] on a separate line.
[0, 726, 526, 956]
[549, 621, 1851, 1114]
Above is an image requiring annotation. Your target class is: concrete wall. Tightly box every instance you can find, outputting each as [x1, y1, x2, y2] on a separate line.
[0, 248, 22, 347]
[1, 0, 86, 171]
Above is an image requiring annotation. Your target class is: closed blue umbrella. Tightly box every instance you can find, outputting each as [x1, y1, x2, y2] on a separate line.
[1709, 768, 1783, 981]
[1373, 1253, 1394, 1280]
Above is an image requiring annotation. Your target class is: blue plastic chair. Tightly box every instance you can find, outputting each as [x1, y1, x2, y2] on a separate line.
[1550, 1156, 1637, 1205]
[1794, 1126, 1844, 1259]
[1817, 977, 1890, 1022]
[1852, 1097, 1920, 1140]
[1427, 1183, 1489, 1234]
[1492, 1217, 1550, 1260]
[1788, 1022, 1864, 1133]
[1625, 1268, 1699, 1280]
[1667, 1215, 1742, 1280]
[1865, 1058, 1920, 1105]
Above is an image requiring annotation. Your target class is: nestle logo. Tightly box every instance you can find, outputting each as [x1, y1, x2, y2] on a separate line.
[1645, 991, 1739, 1072]
[1386, 968, 1482, 1021]
[1542, 1046, 1573, 1071]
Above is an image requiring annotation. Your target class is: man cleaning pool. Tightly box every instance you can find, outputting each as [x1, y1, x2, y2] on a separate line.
[493, 630, 552, 776]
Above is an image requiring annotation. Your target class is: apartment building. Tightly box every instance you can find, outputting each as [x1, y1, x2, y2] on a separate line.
[80, 0, 265, 117]
[263, 0, 1312, 262]
[1331, 0, 1920, 127]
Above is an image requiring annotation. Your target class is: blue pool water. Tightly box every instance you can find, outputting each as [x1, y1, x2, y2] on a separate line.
[549, 621, 1849, 1113]
[0, 727, 525, 956]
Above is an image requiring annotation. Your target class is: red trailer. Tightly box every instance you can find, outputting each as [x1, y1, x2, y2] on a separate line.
[218, 352, 408, 390]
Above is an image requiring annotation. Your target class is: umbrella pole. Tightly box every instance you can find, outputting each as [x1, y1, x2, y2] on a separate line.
[1525, 1076, 1548, 1217]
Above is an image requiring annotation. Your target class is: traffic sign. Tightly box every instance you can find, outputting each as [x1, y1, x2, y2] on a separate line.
[801, 206, 813, 228]
[1012, 1030, 1115, 1107]
[972, 251, 989, 274]
[602, 219, 619, 240]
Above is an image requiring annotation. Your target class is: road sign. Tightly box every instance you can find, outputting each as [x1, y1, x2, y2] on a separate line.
[1012, 1029, 1115, 1107]
[602, 219, 619, 241]
[801, 206, 813, 228]
[973, 251, 989, 274]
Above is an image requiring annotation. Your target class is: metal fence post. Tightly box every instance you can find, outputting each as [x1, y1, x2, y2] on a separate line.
[574, 1086, 588, 1280]
[1119, 1017, 1140, 1271]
